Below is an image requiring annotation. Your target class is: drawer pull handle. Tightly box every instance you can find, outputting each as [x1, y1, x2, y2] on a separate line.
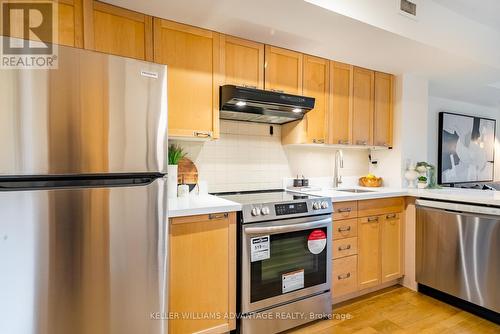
[338, 226, 351, 233]
[313, 139, 325, 144]
[338, 140, 350, 145]
[386, 214, 397, 219]
[208, 213, 228, 220]
[368, 217, 379, 222]
[338, 208, 352, 213]
[356, 140, 368, 145]
[338, 273, 351, 280]
[194, 131, 212, 138]
[338, 244, 351, 251]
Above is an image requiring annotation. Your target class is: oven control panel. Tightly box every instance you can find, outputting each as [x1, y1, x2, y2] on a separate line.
[275, 202, 308, 216]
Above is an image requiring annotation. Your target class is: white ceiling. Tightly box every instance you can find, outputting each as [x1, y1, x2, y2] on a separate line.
[105, 0, 500, 108]
[433, 0, 500, 32]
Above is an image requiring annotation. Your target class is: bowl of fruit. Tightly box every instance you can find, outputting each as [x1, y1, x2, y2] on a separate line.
[359, 174, 383, 187]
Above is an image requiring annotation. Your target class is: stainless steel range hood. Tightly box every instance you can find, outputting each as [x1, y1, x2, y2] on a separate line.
[219, 85, 315, 124]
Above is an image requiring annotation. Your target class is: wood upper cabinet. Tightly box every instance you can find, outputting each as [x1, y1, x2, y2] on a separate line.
[381, 213, 403, 282]
[282, 55, 329, 145]
[358, 216, 381, 290]
[329, 61, 353, 145]
[352, 67, 374, 146]
[2, 0, 83, 47]
[221, 35, 264, 89]
[264, 46, 303, 95]
[84, 1, 153, 60]
[374, 72, 394, 147]
[154, 19, 221, 139]
[169, 213, 236, 334]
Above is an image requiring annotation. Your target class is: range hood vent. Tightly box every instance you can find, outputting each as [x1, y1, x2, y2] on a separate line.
[219, 85, 315, 125]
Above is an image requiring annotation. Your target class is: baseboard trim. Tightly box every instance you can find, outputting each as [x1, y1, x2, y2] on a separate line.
[332, 279, 401, 305]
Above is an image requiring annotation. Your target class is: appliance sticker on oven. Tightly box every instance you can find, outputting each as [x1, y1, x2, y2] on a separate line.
[307, 229, 327, 254]
[282, 269, 304, 294]
[250, 235, 270, 262]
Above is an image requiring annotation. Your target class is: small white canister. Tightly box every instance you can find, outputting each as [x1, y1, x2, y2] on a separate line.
[177, 184, 190, 198]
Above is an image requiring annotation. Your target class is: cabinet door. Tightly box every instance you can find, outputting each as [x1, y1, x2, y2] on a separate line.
[3, 0, 83, 47]
[374, 72, 394, 147]
[282, 55, 329, 144]
[221, 35, 264, 89]
[381, 213, 403, 282]
[358, 216, 381, 289]
[154, 19, 221, 139]
[352, 67, 374, 146]
[84, 1, 153, 60]
[264, 45, 303, 94]
[169, 213, 236, 334]
[329, 61, 353, 145]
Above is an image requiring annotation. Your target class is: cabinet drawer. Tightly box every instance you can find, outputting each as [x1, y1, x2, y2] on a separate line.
[333, 218, 358, 240]
[358, 197, 404, 218]
[333, 237, 358, 259]
[333, 201, 358, 220]
[332, 255, 357, 297]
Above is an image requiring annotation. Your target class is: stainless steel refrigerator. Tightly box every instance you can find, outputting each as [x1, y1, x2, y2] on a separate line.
[0, 39, 169, 334]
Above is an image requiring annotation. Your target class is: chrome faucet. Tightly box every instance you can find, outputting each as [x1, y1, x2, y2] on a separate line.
[333, 149, 344, 188]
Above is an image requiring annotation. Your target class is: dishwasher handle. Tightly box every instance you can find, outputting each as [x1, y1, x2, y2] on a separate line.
[416, 199, 500, 217]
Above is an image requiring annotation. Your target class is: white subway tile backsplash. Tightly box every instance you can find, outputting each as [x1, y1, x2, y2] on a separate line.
[170, 120, 370, 193]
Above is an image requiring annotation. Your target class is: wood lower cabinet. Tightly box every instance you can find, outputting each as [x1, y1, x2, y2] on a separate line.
[381, 213, 403, 282]
[264, 45, 303, 95]
[154, 19, 221, 139]
[352, 67, 374, 146]
[374, 72, 394, 147]
[329, 61, 353, 145]
[84, 1, 153, 60]
[169, 212, 236, 334]
[282, 55, 329, 145]
[357, 216, 381, 290]
[332, 255, 358, 297]
[221, 35, 264, 89]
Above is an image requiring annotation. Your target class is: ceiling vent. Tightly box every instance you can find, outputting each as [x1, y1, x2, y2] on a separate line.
[399, 0, 418, 20]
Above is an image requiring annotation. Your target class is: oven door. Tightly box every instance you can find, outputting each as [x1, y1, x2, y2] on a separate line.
[241, 215, 332, 313]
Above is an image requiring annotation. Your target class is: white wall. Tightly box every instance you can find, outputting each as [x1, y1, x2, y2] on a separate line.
[428, 96, 500, 181]
[370, 74, 429, 187]
[172, 120, 369, 193]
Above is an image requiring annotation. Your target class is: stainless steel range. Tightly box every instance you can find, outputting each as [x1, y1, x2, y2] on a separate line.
[216, 190, 333, 334]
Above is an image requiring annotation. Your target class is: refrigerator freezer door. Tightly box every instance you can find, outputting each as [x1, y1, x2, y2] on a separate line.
[0, 38, 168, 176]
[0, 178, 168, 334]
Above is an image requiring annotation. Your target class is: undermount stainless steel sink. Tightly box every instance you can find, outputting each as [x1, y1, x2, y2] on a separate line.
[336, 189, 375, 193]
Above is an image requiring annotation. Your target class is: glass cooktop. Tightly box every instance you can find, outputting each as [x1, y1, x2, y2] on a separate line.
[214, 189, 319, 205]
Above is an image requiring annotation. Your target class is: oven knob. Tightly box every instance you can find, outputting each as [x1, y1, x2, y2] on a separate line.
[251, 207, 261, 216]
[312, 202, 320, 210]
[321, 201, 329, 209]
[261, 207, 270, 215]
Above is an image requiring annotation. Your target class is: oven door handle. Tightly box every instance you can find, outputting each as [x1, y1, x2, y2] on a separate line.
[243, 217, 331, 235]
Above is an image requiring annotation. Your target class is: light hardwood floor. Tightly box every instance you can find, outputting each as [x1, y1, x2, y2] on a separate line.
[287, 286, 499, 334]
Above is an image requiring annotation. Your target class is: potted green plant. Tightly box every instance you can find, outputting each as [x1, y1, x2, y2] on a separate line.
[167, 144, 186, 198]
[417, 176, 427, 189]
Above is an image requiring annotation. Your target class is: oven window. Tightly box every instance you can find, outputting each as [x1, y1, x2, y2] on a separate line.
[250, 227, 328, 303]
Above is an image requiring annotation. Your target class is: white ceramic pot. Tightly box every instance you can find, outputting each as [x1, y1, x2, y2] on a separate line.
[417, 182, 427, 189]
[167, 165, 178, 198]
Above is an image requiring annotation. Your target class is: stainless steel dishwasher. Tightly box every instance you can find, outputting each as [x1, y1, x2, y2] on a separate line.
[416, 199, 500, 314]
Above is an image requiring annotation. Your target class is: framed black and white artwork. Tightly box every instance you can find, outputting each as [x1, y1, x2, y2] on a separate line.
[438, 112, 496, 185]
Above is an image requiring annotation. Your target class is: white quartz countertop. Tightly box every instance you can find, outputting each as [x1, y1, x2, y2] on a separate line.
[408, 188, 500, 207]
[168, 187, 500, 218]
[168, 194, 242, 218]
